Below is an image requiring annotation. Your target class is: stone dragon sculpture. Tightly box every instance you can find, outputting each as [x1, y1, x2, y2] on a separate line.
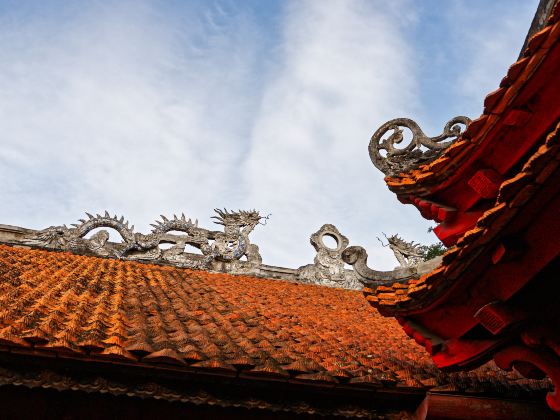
[11, 212, 437, 290]
[378, 233, 425, 268]
[119, 213, 205, 260]
[342, 246, 419, 287]
[296, 224, 362, 290]
[204, 208, 263, 264]
[22, 212, 134, 257]
[21, 209, 266, 268]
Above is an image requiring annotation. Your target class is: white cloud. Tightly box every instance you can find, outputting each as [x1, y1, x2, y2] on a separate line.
[0, 1, 264, 231]
[242, 0, 427, 269]
[0, 0, 539, 272]
[447, 0, 539, 111]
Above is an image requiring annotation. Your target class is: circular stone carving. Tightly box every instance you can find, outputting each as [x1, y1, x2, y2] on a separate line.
[310, 224, 349, 254]
[320, 233, 341, 251]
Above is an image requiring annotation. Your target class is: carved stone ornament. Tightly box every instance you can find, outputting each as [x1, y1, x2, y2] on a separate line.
[342, 234, 442, 288]
[378, 233, 425, 268]
[3, 215, 441, 291]
[369, 116, 471, 176]
[19, 209, 265, 270]
[296, 224, 362, 290]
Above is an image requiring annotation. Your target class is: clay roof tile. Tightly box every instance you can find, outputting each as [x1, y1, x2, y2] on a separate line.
[143, 349, 186, 366]
[348, 374, 383, 387]
[293, 372, 338, 385]
[182, 350, 206, 362]
[37, 338, 83, 355]
[525, 25, 552, 56]
[0, 328, 30, 347]
[244, 360, 290, 379]
[125, 342, 154, 356]
[191, 359, 237, 373]
[0, 245, 552, 396]
[99, 346, 137, 362]
[77, 338, 105, 353]
[20, 327, 49, 344]
[227, 354, 256, 370]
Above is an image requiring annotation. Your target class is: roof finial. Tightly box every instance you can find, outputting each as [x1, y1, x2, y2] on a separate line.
[369, 116, 471, 176]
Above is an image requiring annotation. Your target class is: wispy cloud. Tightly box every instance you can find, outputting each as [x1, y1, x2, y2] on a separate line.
[242, 0, 424, 268]
[0, 1, 264, 227]
[0, 0, 538, 270]
[447, 0, 539, 112]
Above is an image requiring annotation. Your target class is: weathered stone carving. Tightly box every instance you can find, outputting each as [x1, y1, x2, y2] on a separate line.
[20, 209, 266, 269]
[4, 213, 443, 291]
[21, 212, 133, 257]
[377, 233, 424, 268]
[297, 224, 362, 290]
[369, 116, 471, 176]
[205, 209, 263, 264]
[7, 216, 439, 291]
[342, 245, 442, 288]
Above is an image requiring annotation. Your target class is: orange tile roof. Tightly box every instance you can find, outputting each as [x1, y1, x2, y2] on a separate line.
[0, 244, 551, 400]
[366, 120, 560, 313]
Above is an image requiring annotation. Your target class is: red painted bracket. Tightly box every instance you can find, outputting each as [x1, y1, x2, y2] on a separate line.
[474, 301, 528, 335]
[433, 211, 483, 247]
[494, 344, 560, 413]
[408, 195, 457, 223]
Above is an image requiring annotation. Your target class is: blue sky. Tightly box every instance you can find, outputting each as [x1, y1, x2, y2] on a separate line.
[0, 0, 538, 269]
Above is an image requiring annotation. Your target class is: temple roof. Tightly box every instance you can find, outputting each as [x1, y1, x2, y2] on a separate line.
[0, 244, 551, 407]
[2, 2, 559, 416]
[353, 2, 560, 413]
[358, 1, 560, 307]
[365, 121, 560, 315]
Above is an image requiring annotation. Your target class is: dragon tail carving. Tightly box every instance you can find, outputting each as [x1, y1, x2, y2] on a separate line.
[72, 211, 135, 243]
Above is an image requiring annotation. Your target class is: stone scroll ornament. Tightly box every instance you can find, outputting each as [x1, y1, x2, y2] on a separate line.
[341, 234, 442, 288]
[21, 209, 268, 269]
[369, 116, 471, 176]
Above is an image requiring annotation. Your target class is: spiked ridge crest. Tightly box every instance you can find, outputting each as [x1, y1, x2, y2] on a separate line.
[150, 213, 198, 235]
[71, 211, 135, 242]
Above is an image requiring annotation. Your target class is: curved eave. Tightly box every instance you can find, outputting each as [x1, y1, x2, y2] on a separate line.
[366, 120, 560, 318]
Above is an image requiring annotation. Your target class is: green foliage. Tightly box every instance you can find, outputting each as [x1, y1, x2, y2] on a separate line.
[420, 242, 446, 261]
[421, 226, 446, 260]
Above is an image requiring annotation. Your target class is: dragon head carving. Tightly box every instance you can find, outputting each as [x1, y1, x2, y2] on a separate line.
[379, 233, 425, 267]
[212, 208, 263, 237]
